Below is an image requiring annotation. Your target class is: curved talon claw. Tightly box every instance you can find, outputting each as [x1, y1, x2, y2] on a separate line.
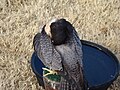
[42, 68, 58, 77]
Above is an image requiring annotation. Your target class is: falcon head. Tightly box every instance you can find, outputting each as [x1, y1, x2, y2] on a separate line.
[44, 18, 73, 45]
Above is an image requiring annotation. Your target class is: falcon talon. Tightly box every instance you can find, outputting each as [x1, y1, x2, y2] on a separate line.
[42, 68, 58, 76]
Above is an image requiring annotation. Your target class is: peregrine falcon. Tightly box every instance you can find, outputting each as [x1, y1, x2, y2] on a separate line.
[33, 19, 84, 90]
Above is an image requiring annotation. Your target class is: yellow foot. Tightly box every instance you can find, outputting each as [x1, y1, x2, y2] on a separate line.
[42, 68, 58, 77]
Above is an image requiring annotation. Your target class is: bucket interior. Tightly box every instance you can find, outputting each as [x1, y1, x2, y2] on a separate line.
[31, 40, 119, 89]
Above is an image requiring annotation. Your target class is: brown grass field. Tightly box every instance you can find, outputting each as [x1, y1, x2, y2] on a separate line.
[0, 0, 120, 90]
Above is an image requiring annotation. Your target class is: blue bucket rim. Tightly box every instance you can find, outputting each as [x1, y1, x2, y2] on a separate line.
[31, 40, 120, 89]
[81, 40, 120, 89]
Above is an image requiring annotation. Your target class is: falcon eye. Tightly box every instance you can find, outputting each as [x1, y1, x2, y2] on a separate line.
[51, 40, 54, 43]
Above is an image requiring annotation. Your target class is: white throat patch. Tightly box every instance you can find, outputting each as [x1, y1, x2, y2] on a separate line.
[45, 19, 57, 37]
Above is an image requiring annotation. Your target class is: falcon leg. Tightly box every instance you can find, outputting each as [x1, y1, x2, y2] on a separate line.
[42, 68, 58, 76]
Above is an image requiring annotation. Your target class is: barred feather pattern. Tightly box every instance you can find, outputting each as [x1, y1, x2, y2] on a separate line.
[33, 26, 83, 90]
[34, 27, 63, 70]
[55, 29, 83, 90]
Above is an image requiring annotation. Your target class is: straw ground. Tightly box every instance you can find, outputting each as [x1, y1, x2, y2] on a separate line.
[0, 0, 120, 90]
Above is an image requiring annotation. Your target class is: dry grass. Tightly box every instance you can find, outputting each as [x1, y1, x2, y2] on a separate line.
[0, 0, 120, 90]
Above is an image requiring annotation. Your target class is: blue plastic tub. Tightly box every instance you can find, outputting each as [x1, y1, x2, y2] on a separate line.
[31, 40, 119, 90]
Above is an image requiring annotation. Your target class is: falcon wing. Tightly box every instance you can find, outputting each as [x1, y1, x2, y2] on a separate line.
[73, 29, 83, 67]
[33, 26, 63, 70]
